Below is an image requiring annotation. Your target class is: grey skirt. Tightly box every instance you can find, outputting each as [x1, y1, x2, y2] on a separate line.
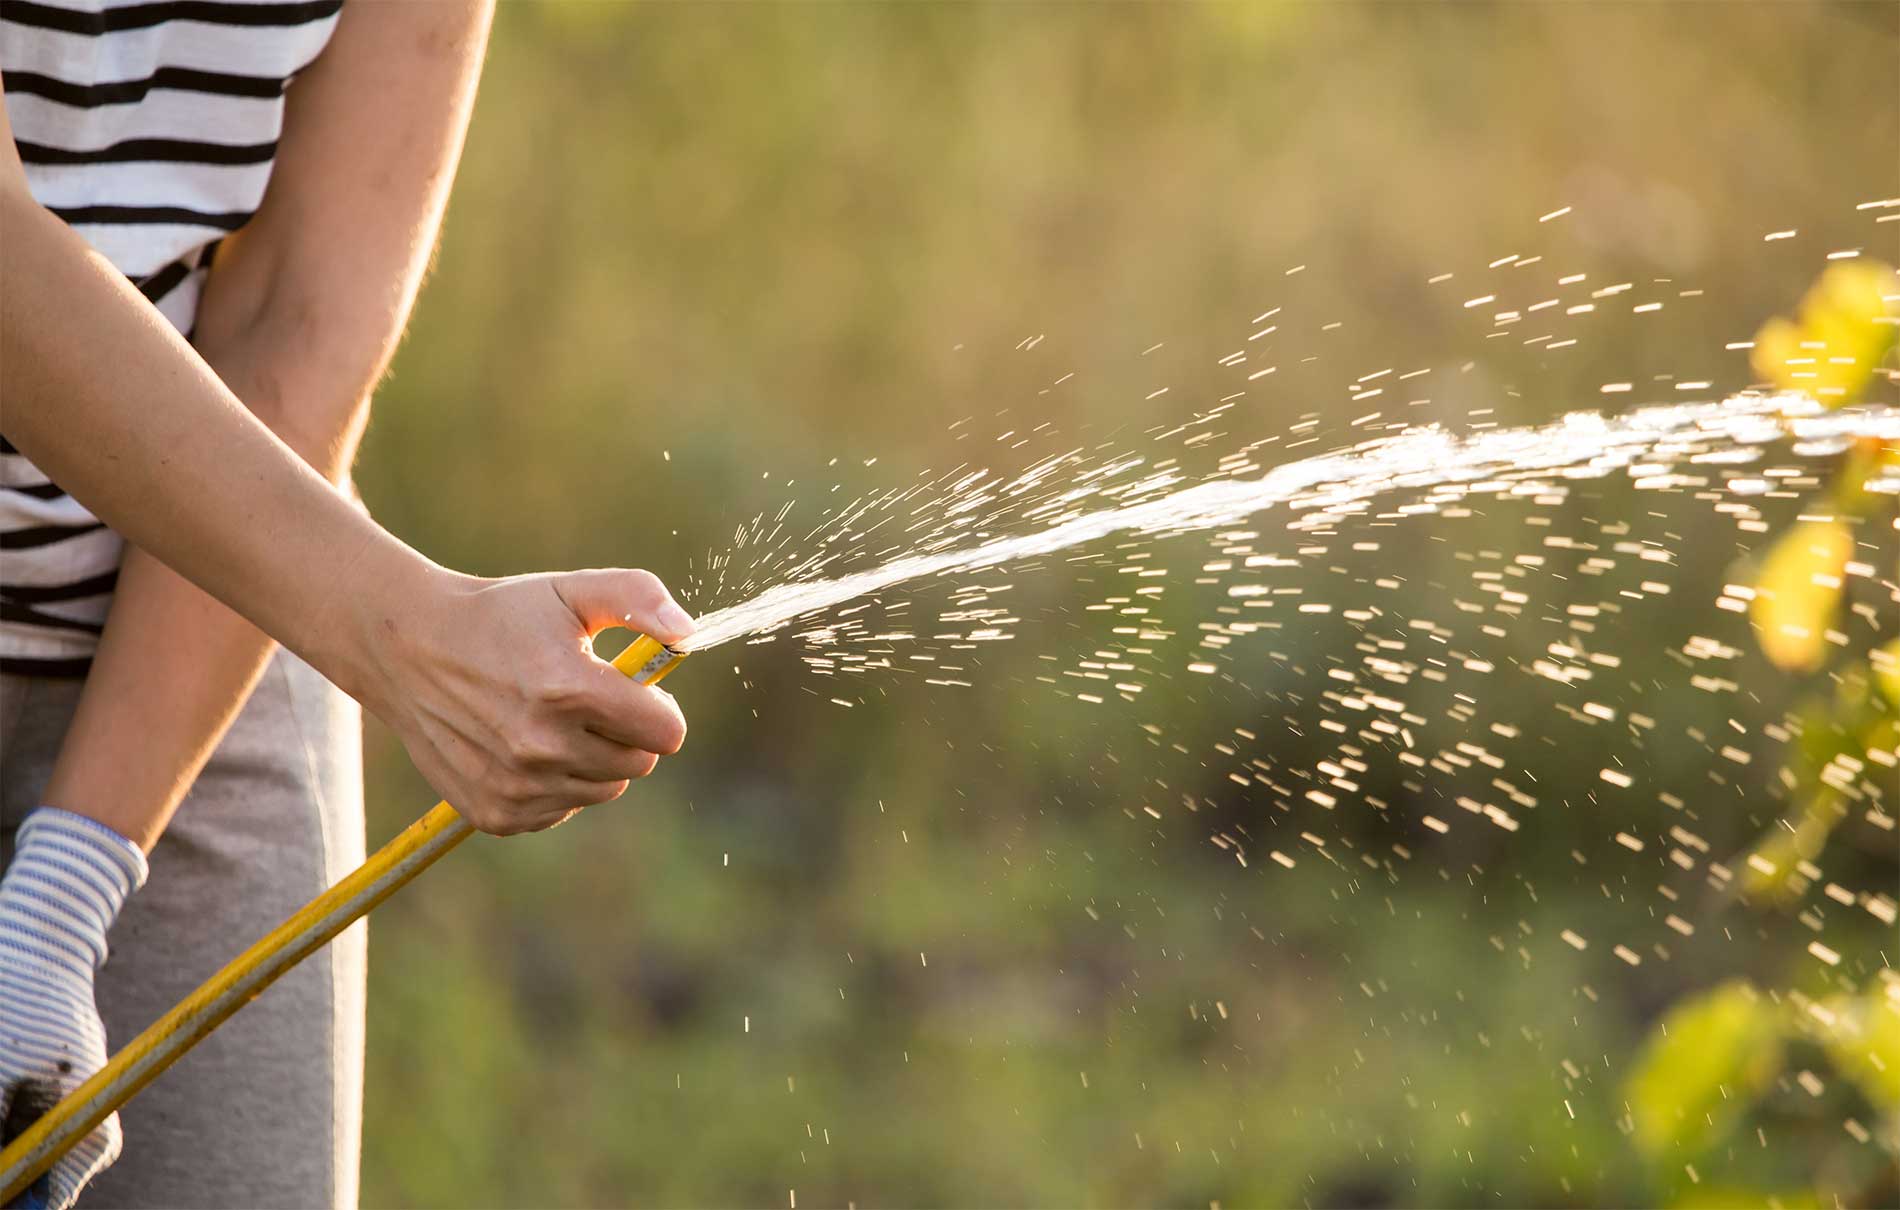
[0, 649, 365, 1209]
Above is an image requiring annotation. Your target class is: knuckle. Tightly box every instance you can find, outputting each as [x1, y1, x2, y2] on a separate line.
[512, 772, 554, 805]
[505, 731, 560, 771]
[488, 774, 545, 816]
[472, 797, 531, 836]
[623, 568, 663, 600]
[536, 670, 587, 710]
[464, 803, 507, 835]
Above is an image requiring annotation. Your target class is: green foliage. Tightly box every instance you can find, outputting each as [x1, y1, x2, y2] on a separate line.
[1812, 992, 1900, 1118]
[1625, 981, 1785, 1160]
[349, 3, 1900, 1205]
[1636, 258, 1900, 1199]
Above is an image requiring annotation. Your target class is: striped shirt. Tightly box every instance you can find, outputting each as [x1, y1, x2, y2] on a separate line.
[0, 0, 340, 675]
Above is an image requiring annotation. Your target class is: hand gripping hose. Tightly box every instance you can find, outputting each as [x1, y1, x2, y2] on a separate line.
[0, 634, 687, 1203]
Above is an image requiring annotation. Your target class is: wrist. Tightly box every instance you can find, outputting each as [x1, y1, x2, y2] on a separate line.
[320, 542, 465, 727]
[1, 808, 147, 975]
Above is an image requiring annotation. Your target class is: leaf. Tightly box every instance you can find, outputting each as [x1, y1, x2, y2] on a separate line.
[1750, 261, 1900, 405]
[1625, 980, 1785, 1159]
[1738, 787, 1841, 904]
[1872, 640, 1900, 711]
[1750, 518, 1853, 672]
[1815, 991, 1900, 1115]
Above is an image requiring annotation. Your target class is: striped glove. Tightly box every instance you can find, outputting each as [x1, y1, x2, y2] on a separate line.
[0, 808, 147, 1210]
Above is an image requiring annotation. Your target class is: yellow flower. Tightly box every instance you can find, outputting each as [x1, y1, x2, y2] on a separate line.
[1750, 517, 1853, 672]
[1751, 260, 1899, 405]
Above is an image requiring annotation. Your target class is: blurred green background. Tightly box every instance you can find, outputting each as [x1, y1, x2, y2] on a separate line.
[352, 3, 1899, 1206]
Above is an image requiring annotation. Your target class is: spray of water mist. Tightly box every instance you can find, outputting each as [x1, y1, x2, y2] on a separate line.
[678, 395, 1899, 652]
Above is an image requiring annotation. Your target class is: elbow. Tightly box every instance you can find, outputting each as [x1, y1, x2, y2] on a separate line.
[188, 235, 395, 483]
[195, 314, 375, 485]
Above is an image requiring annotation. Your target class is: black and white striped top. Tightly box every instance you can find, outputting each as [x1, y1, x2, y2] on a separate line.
[1, 0, 340, 675]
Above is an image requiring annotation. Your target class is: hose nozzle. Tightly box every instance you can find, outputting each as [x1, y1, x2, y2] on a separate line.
[610, 632, 688, 685]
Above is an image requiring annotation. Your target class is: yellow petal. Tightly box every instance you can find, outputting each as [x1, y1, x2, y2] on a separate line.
[1751, 518, 1853, 671]
[1751, 261, 1899, 405]
[1749, 317, 1804, 392]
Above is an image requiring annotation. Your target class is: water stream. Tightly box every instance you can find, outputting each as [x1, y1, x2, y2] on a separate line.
[678, 394, 1899, 652]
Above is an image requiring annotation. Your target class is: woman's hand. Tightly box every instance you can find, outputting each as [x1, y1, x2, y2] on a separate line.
[0, 810, 148, 1210]
[4, 101, 693, 840]
[355, 566, 694, 836]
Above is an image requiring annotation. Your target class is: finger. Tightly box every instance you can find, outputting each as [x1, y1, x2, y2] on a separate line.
[2, 1074, 56, 1147]
[564, 776, 635, 808]
[579, 678, 687, 756]
[553, 568, 696, 645]
[513, 780, 631, 832]
[49, 1110, 121, 1210]
[561, 732, 661, 783]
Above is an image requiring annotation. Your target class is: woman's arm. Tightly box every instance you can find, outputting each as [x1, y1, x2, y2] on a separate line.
[0, 56, 690, 838]
[40, 0, 502, 850]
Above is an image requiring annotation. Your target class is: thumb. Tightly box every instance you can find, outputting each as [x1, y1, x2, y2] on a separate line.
[552, 568, 696, 647]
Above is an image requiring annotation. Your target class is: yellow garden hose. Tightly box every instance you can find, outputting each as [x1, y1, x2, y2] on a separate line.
[0, 633, 687, 1203]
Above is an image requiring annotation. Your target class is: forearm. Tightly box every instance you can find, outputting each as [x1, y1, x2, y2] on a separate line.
[0, 190, 427, 715]
[39, 346, 371, 850]
[0, 1, 687, 844]
[40, 555, 277, 850]
[23, 0, 491, 847]
[0, 182, 695, 844]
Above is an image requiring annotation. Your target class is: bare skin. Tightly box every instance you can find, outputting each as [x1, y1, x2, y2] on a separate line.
[0, 2, 688, 840]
